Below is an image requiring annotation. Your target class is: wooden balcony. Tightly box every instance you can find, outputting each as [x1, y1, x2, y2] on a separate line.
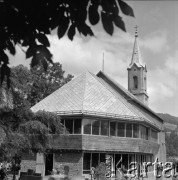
[51, 134, 159, 154]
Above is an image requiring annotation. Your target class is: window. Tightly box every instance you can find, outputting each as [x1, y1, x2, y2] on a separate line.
[129, 154, 136, 172]
[83, 119, 91, 134]
[133, 76, 138, 89]
[101, 121, 109, 136]
[140, 125, 149, 140]
[60, 119, 65, 134]
[133, 124, 139, 138]
[83, 153, 91, 174]
[146, 155, 153, 171]
[126, 124, 132, 137]
[83, 153, 154, 175]
[82, 119, 155, 141]
[83, 153, 101, 174]
[140, 125, 146, 139]
[144, 77, 147, 91]
[100, 153, 106, 163]
[117, 123, 125, 137]
[151, 129, 158, 142]
[115, 154, 122, 169]
[92, 153, 99, 167]
[110, 122, 116, 136]
[122, 154, 129, 169]
[62, 118, 82, 134]
[74, 119, 81, 134]
[92, 120, 100, 135]
[65, 119, 73, 134]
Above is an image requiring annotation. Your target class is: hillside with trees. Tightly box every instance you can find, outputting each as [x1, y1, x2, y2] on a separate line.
[157, 113, 178, 132]
[158, 113, 178, 159]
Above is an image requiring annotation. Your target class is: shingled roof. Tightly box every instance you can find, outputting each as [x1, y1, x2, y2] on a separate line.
[31, 71, 163, 130]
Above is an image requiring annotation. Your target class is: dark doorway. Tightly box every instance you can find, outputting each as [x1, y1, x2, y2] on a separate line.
[45, 154, 53, 175]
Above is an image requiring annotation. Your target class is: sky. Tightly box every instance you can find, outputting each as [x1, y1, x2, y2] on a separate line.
[9, 1, 178, 117]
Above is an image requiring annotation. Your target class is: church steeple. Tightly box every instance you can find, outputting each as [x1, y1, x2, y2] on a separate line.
[127, 26, 149, 105]
[128, 26, 145, 69]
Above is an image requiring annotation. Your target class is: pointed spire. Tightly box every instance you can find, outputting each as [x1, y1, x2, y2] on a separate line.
[128, 26, 145, 69]
[135, 25, 138, 37]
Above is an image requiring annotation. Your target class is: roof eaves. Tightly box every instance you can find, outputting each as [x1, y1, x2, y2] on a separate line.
[127, 62, 145, 70]
[55, 110, 161, 130]
[56, 110, 142, 121]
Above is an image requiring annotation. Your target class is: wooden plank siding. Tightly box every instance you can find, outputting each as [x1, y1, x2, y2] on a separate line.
[50, 135, 159, 154]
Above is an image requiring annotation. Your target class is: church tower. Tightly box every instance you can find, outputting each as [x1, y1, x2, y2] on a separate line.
[127, 27, 149, 105]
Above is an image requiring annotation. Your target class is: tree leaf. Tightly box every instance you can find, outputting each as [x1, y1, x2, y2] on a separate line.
[30, 45, 53, 67]
[6, 40, 16, 55]
[26, 45, 35, 59]
[101, 0, 113, 12]
[88, 5, 100, 25]
[82, 24, 94, 36]
[36, 45, 53, 61]
[0, 51, 9, 65]
[1, 64, 11, 86]
[113, 16, 126, 32]
[67, 24, 76, 41]
[101, 12, 114, 35]
[30, 54, 40, 68]
[36, 33, 50, 47]
[41, 58, 48, 71]
[22, 37, 29, 47]
[118, 0, 135, 17]
[57, 17, 69, 39]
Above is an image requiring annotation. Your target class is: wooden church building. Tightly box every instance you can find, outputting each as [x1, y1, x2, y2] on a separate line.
[21, 30, 166, 178]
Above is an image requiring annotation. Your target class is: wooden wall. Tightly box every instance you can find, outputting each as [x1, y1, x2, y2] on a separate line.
[51, 134, 159, 154]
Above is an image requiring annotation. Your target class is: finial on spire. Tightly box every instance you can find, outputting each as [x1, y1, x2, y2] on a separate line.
[134, 25, 138, 37]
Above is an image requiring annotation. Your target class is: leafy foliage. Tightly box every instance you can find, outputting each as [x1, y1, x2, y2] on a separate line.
[165, 132, 178, 158]
[0, 109, 64, 160]
[0, 63, 72, 160]
[0, 0, 134, 86]
[95, 162, 107, 179]
[27, 62, 73, 106]
[0, 63, 73, 109]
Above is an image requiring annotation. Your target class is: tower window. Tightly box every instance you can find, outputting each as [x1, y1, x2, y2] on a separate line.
[144, 77, 147, 91]
[133, 76, 138, 89]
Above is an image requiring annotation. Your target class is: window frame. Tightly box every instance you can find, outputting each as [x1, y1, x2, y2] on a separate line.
[133, 76, 138, 89]
[61, 118, 82, 135]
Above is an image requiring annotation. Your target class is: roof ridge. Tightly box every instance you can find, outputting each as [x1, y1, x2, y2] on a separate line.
[84, 71, 149, 123]
[104, 73, 162, 123]
[96, 72, 157, 126]
[90, 73, 140, 119]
